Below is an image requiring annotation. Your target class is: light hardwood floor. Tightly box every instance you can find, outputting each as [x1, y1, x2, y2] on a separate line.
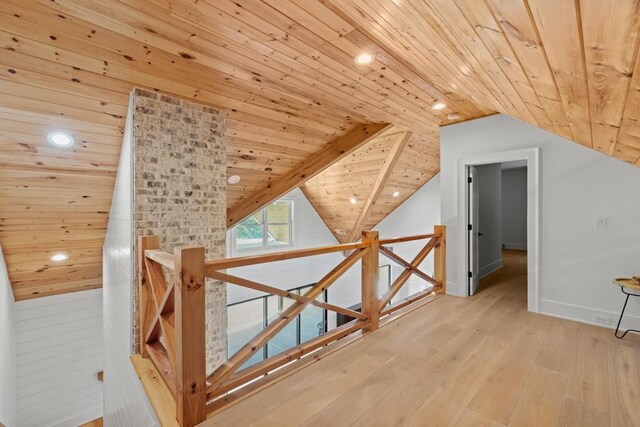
[205, 250, 640, 426]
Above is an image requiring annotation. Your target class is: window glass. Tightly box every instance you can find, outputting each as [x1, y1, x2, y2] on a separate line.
[234, 200, 293, 250]
[227, 298, 265, 368]
[267, 224, 291, 247]
[300, 297, 325, 342]
[266, 296, 297, 357]
[226, 284, 328, 368]
[235, 213, 264, 250]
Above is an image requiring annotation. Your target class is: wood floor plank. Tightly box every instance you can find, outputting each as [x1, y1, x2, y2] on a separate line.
[564, 323, 610, 412]
[467, 324, 549, 424]
[536, 318, 579, 374]
[455, 408, 505, 427]
[350, 284, 516, 426]
[300, 346, 438, 427]
[404, 336, 509, 427]
[607, 338, 640, 426]
[350, 327, 487, 427]
[507, 364, 568, 427]
[558, 398, 609, 427]
[248, 351, 395, 427]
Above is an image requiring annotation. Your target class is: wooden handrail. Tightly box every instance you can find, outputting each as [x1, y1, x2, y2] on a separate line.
[137, 226, 447, 426]
[379, 233, 437, 245]
[208, 270, 367, 320]
[145, 249, 176, 270]
[204, 242, 366, 272]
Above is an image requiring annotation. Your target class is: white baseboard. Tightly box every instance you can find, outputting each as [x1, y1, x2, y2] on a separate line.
[502, 242, 527, 250]
[479, 259, 503, 279]
[539, 299, 640, 331]
[446, 281, 462, 297]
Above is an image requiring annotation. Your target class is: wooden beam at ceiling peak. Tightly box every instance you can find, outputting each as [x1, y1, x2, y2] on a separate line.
[226, 123, 394, 228]
[347, 131, 412, 242]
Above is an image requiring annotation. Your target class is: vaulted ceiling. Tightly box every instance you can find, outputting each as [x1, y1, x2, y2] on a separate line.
[1, 0, 640, 299]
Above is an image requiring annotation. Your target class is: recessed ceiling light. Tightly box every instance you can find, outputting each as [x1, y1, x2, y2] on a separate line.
[349, 196, 357, 205]
[46, 131, 75, 148]
[354, 52, 374, 65]
[432, 102, 447, 110]
[50, 253, 68, 262]
[392, 191, 400, 198]
[228, 175, 241, 184]
[448, 113, 461, 120]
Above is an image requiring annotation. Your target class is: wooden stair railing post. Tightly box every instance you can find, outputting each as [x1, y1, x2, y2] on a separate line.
[138, 235, 160, 358]
[174, 246, 207, 427]
[361, 230, 380, 332]
[434, 225, 447, 294]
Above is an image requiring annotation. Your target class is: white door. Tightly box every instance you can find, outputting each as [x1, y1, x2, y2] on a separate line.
[468, 166, 480, 296]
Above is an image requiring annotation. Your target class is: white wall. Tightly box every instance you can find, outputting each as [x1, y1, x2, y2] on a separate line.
[374, 174, 442, 298]
[441, 114, 640, 329]
[0, 245, 16, 427]
[226, 188, 361, 331]
[226, 188, 347, 305]
[476, 164, 503, 277]
[103, 94, 159, 426]
[501, 167, 528, 249]
[14, 290, 103, 427]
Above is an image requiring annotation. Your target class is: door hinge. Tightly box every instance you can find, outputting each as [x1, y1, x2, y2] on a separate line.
[468, 271, 473, 278]
[468, 224, 472, 231]
[468, 177, 472, 183]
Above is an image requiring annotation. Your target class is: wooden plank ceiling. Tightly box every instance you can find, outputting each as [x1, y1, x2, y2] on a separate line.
[1, 0, 639, 299]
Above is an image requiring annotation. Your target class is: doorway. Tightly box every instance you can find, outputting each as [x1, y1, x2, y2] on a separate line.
[456, 147, 540, 312]
[468, 161, 528, 297]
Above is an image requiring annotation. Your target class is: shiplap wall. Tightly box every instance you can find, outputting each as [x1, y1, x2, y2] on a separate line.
[0, 245, 16, 427]
[103, 93, 159, 426]
[15, 289, 103, 427]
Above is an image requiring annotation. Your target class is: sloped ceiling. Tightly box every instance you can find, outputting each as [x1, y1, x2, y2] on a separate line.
[303, 129, 440, 242]
[1, 0, 640, 299]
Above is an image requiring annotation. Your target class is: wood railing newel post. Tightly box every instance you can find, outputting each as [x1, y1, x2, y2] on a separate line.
[138, 235, 160, 358]
[361, 230, 380, 332]
[174, 246, 207, 427]
[434, 225, 447, 294]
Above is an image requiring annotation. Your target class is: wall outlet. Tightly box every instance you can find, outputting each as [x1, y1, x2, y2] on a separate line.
[595, 217, 607, 229]
[594, 314, 610, 325]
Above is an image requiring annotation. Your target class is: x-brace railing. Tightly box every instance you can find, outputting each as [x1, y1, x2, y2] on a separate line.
[137, 227, 446, 426]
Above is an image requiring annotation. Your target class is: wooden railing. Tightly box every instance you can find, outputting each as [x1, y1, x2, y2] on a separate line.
[137, 226, 446, 426]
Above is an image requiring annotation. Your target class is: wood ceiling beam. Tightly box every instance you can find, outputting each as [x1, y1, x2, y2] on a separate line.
[226, 123, 393, 228]
[346, 131, 412, 242]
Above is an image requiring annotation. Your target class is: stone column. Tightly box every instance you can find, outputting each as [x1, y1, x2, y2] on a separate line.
[132, 88, 227, 372]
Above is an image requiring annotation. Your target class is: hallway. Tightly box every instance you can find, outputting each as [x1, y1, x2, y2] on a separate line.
[206, 251, 640, 427]
[474, 249, 528, 300]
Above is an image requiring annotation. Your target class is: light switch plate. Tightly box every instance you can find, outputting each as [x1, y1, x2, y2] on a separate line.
[596, 217, 607, 229]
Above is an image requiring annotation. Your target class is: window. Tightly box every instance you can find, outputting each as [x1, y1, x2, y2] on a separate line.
[234, 200, 293, 251]
[227, 284, 328, 369]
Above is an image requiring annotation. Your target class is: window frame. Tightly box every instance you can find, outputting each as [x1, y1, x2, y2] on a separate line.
[232, 198, 295, 253]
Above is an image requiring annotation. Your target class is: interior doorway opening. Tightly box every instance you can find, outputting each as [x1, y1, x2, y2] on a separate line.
[467, 161, 528, 299]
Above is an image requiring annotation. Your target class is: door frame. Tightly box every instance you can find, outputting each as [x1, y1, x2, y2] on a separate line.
[456, 148, 541, 313]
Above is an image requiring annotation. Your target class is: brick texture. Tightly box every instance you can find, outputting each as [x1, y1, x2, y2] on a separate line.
[132, 88, 227, 373]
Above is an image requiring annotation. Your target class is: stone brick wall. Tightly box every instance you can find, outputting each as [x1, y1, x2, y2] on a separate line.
[132, 88, 227, 373]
